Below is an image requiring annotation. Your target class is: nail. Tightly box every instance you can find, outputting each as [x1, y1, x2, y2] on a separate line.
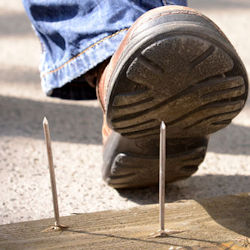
[159, 121, 166, 236]
[43, 117, 60, 228]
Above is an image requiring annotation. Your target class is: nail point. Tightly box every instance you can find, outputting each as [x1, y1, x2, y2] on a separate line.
[43, 117, 48, 125]
[161, 121, 166, 130]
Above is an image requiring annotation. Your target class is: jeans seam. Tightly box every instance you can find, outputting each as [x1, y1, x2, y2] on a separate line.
[41, 28, 129, 77]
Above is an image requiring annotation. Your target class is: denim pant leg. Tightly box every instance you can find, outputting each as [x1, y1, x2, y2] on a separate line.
[23, 0, 187, 96]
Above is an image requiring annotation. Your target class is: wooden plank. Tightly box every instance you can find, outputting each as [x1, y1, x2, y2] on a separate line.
[0, 193, 250, 249]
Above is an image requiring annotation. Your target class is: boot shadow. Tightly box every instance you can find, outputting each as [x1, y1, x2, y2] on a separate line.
[118, 174, 250, 237]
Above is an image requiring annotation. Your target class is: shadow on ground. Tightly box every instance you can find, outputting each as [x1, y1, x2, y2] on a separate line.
[198, 193, 250, 238]
[118, 175, 250, 237]
[0, 13, 34, 36]
[189, 0, 250, 10]
[208, 123, 250, 155]
[118, 175, 250, 238]
[1, 95, 250, 153]
[0, 95, 102, 144]
[118, 174, 250, 205]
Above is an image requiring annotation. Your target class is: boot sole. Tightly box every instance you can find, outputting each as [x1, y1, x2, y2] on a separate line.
[106, 22, 248, 139]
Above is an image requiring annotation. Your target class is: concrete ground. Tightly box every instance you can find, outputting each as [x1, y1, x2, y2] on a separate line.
[0, 0, 249, 225]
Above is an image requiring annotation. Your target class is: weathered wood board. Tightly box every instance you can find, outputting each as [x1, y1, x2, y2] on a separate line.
[0, 193, 250, 249]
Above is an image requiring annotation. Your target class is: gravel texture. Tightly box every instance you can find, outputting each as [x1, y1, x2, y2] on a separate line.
[0, 0, 249, 225]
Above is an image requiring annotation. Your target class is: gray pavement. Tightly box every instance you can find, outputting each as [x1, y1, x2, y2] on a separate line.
[0, 1, 250, 225]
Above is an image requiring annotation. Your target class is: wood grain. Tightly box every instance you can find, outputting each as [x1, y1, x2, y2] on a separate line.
[0, 193, 249, 249]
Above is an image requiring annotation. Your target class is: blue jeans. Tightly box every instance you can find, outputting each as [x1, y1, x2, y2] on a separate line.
[23, 0, 187, 97]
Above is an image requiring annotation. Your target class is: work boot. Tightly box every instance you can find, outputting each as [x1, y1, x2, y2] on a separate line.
[97, 6, 248, 188]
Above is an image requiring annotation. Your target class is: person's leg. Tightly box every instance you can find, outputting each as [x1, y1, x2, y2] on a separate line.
[23, 0, 186, 99]
[23, 1, 248, 189]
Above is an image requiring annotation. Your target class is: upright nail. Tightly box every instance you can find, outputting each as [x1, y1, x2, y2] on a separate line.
[159, 121, 166, 235]
[43, 117, 60, 228]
